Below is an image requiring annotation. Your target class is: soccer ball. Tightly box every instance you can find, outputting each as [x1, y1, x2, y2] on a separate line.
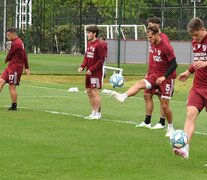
[170, 130, 188, 148]
[109, 74, 124, 88]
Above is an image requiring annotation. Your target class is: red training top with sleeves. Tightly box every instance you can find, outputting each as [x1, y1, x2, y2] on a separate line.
[188, 34, 207, 88]
[81, 39, 105, 75]
[5, 38, 29, 70]
[147, 32, 170, 74]
[150, 38, 176, 79]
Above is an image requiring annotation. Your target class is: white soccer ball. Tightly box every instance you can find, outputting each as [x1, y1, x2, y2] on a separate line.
[170, 130, 188, 148]
[109, 74, 124, 88]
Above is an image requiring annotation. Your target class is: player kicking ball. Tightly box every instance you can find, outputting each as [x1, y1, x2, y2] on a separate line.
[0, 27, 30, 110]
[111, 25, 177, 137]
[173, 17, 207, 159]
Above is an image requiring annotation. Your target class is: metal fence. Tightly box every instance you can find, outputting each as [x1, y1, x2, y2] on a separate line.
[0, 2, 16, 50]
[0, 1, 207, 62]
[35, 4, 207, 55]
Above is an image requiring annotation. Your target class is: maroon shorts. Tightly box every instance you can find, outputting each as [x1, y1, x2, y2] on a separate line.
[145, 74, 175, 99]
[144, 73, 160, 95]
[1, 67, 23, 85]
[144, 88, 160, 96]
[187, 87, 207, 112]
[85, 74, 103, 89]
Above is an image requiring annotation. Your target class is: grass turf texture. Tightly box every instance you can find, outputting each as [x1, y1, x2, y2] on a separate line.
[0, 53, 206, 179]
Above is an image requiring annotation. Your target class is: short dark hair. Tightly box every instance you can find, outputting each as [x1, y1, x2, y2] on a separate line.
[147, 17, 161, 25]
[86, 25, 99, 38]
[187, 17, 204, 32]
[146, 26, 159, 35]
[6, 27, 17, 34]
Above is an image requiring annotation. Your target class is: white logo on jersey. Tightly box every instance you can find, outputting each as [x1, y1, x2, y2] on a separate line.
[149, 45, 153, 53]
[197, 44, 201, 49]
[153, 56, 162, 62]
[86, 45, 95, 58]
[202, 45, 207, 51]
[158, 50, 161, 56]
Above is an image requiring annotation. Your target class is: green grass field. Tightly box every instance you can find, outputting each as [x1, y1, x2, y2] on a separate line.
[0, 53, 206, 179]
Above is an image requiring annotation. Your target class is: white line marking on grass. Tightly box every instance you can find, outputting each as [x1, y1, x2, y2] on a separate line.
[195, 131, 207, 136]
[45, 110, 137, 124]
[21, 85, 207, 135]
[23, 85, 67, 92]
[23, 84, 186, 104]
[20, 96, 70, 98]
[45, 110, 84, 118]
[4, 105, 207, 137]
[45, 110, 207, 136]
[47, 111, 207, 134]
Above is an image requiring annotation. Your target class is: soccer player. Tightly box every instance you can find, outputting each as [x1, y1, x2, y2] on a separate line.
[0, 27, 30, 110]
[137, 17, 170, 129]
[78, 25, 105, 120]
[111, 26, 177, 137]
[173, 17, 207, 159]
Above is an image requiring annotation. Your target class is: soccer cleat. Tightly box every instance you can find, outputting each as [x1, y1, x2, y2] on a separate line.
[173, 145, 189, 159]
[165, 127, 174, 137]
[8, 106, 17, 111]
[88, 112, 101, 120]
[135, 122, 151, 128]
[84, 111, 95, 119]
[112, 92, 125, 103]
[151, 123, 165, 130]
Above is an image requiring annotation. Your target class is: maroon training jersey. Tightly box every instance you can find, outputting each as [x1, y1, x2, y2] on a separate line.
[150, 39, 176, 79]
[148, 32, 170, 74]
[160, 32, 170, 44]
[81, 39, 105, 75]
[5, 38, 29, 69]
[189, 34, 207, 88]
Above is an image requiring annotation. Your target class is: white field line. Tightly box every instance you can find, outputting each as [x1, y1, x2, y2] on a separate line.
[23, 85, 67, 92]
[20, 96, 70, 98]
[21, 84, 207, 136]
[45, 110, 140, 125]
[3, 105, 206, 136]
[44, 110, 207, 136]
[23, 84, 186, 104]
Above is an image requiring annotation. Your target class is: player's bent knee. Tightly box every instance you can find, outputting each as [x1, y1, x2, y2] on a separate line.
[186, 106, 199, 121]
[144, 93, 152, 100]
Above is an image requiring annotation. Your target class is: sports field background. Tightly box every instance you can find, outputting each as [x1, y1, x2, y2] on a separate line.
[0, 52, 206, 179]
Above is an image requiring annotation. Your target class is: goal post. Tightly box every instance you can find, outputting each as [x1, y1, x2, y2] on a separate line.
[103, 65, 123, 75]
[84, 24, 147, 70]
[84, 24, 146, 52]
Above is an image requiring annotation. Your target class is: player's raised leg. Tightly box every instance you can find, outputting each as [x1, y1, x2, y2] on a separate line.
[112, 79, 147, 103]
